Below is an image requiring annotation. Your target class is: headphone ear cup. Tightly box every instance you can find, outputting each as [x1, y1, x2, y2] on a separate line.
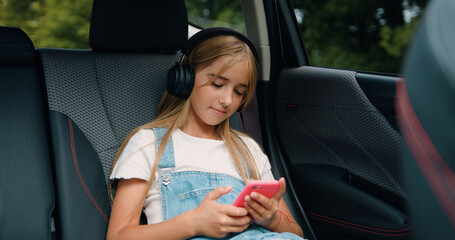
[181, 65, 195, 98]
[167, 63, 194, 98]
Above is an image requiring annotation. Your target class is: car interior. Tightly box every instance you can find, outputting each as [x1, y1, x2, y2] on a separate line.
[396, 0, 455, 239]
[1, 0, 454, 239]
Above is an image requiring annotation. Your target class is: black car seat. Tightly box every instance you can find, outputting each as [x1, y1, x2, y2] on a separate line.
[0, 26, 55, 239]
[397, 0, 455, 239]
[38, 0, 187, 239]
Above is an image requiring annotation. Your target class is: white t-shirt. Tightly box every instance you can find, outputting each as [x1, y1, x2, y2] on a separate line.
[110, 128, 274, 224]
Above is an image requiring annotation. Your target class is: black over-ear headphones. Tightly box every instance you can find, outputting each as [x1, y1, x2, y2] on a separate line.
[166, 27, 259, 101]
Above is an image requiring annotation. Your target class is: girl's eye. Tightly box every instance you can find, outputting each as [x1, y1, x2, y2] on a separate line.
[211, 82, 222, 88]
[235, 89, 245, 96]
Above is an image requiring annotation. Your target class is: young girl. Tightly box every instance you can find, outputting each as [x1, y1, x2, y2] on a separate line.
[107, 27, 305, 240]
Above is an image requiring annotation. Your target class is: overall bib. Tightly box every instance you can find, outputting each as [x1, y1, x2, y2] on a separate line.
[154, 128, 303, 240]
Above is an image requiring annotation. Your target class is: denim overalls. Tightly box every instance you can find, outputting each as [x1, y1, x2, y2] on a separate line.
[154, 128, 303, 240]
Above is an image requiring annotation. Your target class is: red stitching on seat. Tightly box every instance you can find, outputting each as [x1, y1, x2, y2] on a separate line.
[238, 112, 245, 133]
[68, 118, 109, 223]
[396, 80, 455, 228]
[308, 212, 412, 236]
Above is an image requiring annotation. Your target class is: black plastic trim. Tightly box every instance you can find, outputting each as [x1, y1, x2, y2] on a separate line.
[260, 0, 317, 239]
[356, 73, 400, 130]
[293, 165, 411, 240]
[256, 80, 317, 240]
[276, 0, 309, 67]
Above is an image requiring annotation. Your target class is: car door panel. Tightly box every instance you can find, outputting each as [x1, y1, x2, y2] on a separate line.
[273, 66, 410, 239]
[293, 166, 410, 239]
[356, 73, 400, 130]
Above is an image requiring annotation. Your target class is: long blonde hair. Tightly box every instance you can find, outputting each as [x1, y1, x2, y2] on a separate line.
[109, 35, 260, 210]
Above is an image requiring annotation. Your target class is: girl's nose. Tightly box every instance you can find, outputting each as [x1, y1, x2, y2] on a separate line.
[219, 89, 233, 107]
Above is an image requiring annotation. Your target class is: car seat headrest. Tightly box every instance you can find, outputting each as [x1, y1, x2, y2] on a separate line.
[0, 27, 35, 66]
[89, 0, 188, 52]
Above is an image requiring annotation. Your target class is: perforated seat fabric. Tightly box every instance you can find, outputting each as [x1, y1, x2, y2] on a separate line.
[274, 66, 409, 238]
[38, 0, 188, 239]
[0, 26, 54, 240]
[39, 50, 180, 239]
[41, 50, 179, 182]
[275, 66, 405, 198]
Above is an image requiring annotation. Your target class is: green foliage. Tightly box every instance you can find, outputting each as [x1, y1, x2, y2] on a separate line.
[1, 0, 244, 49]
[0, 0, 426, 73]
[292, 0, 426, 73]
[186, 0, 245, 33]
[0, 0, 44, 32]
[33, 0, 92, 49]
[1, 0, 92, 49]
[380, 18, 421, 58]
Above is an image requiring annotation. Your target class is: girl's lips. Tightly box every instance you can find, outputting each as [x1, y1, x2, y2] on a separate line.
[211, 107, 227, 115]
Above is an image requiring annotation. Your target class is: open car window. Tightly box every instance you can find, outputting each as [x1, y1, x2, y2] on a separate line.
[291, 0, 428, 74]
[186, 0, 245, 34]
[0, 0, 246, 47]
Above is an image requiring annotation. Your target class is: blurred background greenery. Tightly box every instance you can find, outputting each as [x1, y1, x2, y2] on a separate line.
[0, 0, 427, 74]
[292, 0, 427, 73]
[0, 0, 92, 49]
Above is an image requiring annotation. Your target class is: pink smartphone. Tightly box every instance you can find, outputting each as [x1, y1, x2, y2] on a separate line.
[232, 180, 280, 207]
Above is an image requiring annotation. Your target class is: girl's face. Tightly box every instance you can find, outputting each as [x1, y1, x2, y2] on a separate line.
[187, 56, 249, 131]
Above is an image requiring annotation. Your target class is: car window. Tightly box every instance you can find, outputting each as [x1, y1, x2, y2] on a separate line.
[291, 0, 428, 74]
[0, 0, 245, 48]
[185, 0, 245, 34]
[0, 0, 92, 49]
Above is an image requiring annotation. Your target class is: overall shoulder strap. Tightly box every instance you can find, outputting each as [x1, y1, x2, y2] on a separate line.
[152, 128, 176, 168]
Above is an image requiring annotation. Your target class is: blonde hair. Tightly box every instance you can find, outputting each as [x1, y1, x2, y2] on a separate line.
[109, 35, 260, 213]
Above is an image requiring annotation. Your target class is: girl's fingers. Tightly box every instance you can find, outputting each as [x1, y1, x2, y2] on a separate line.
[205, 186, 232, 201]
[224, 204, 249, 217]
[233, 179, 289, 229]
[244, 200, 261, 219]
[247, 178, 286, 210]
[229, 215, 252, 226]
[216, 216, 251, 234]
[250, 191, 274, 210]
[244, 195, 262, 210]
[271, 178, 286, 201]
[227, 222, 251, 233]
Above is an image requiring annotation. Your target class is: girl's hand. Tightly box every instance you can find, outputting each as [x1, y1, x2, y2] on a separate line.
[243, 177, 286, 230]
[189, 186, 252, 238]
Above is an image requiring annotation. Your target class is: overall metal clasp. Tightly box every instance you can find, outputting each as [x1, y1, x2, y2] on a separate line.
[161, 168, 172, 186]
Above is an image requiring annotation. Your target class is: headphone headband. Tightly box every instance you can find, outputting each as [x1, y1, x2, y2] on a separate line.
[167, 27, 258, 111]
[183, 27, 259, 62]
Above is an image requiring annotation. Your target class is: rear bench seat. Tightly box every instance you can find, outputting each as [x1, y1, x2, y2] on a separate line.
[0, 26, 54, 239]
[1, 1, 249, 239]
[37, 0, 188, 239]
